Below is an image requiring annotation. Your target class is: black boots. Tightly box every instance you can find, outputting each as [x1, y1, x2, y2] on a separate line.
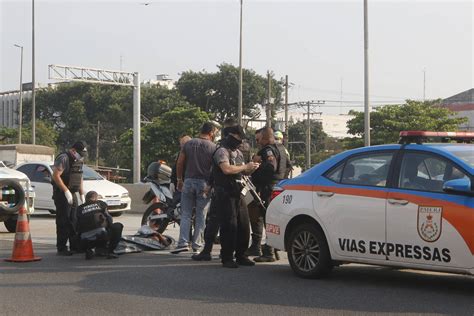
[253, 244, 277, 263]
[245, 234, 262, 257]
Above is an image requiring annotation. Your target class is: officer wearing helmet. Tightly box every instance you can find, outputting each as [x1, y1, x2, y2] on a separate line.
[52, 141, 87, 256]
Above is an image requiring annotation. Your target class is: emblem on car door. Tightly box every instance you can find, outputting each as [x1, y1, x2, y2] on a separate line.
[417, 206, 443, 242]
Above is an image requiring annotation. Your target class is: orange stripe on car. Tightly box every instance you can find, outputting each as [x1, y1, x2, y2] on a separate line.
[283, 184, 474, 254]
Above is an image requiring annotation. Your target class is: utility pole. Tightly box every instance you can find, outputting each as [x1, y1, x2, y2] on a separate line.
[14, 44, 23, 144]
[423, 68, 426, 101]
[96, 121, 100, 168]
[363, 0, 370, 147]
[301, 100, 324, 170]
[266, 71, 272, 127]
[238, 0, 243, 125]
[284, 75, 289, 146]
[32, 0, 36, 144]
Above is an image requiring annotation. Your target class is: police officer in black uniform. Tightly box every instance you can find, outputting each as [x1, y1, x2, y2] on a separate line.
[249, 127, 289, 262]
[76, 191, 123, 259]
[211, 125, 259, 268]
[52, 141, 87, 256]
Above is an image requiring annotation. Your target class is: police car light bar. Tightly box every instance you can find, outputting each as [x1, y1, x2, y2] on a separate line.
[399, 131, 474, 144]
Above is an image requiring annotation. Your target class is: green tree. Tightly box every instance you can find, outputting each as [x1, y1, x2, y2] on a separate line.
[23, 82, 192, 167]
[287, 120, 328, 167]
[346, 100, 468, 146]
[176, 63, 283, 122]
[0, 127, 18, 144]
[0, 121, 58, 149]
[116, 106, 211, 176]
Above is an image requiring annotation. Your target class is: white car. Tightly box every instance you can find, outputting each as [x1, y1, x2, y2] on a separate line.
[0, 161, 35, 232]
[266, 131, 474, 279]
[15, 162, 131, 216]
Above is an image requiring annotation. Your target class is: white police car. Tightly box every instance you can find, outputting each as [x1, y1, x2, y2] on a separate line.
[266, 131, 474, 278]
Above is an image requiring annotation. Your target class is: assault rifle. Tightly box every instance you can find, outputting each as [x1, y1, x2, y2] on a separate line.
[237, 175, 266, 210]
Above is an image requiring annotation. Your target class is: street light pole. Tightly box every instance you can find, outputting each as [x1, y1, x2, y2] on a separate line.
[14, 44, 24, 144]
[363, 0, 370, 146]
[238, 0, 243, 125]
[32, 0, 36, 144]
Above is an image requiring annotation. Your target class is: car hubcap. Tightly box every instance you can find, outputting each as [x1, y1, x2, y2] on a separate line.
[291, 231, 320, 272]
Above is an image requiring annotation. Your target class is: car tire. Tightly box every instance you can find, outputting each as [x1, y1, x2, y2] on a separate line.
[287, 223, 332, 279]
[0, 180, 25, 214]
[111, 211, 123, 217]
[4, 214, 30, 233]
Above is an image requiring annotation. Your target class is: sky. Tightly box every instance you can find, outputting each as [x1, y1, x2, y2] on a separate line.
[1, 0, 472, 115]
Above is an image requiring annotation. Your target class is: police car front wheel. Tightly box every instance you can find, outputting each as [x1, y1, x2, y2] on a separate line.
[287, 223, 332, 279]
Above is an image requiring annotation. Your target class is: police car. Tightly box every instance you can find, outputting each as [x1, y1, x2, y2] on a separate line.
[266, 131, 474, 279]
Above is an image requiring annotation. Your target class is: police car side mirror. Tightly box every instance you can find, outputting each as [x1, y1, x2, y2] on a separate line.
[442, 179, 474, 196]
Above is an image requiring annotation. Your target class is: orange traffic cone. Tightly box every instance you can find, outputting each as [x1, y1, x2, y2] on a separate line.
[5, 206, 41, 262]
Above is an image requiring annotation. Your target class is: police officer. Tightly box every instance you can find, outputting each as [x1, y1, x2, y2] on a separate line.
[76, 191, 123, 259]
[52, 141, 87, 256]
[212, 125, 259, 268]
[249, 127, 288, 262]
[192, 118, 240, 261]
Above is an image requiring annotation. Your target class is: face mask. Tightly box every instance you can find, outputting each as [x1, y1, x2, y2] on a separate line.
[226, 134, 242, 150]
[72, 151, 84, 161]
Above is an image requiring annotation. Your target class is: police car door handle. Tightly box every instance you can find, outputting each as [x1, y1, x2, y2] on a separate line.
[388, 198, 409, 205]
[317, 191, 334, 197]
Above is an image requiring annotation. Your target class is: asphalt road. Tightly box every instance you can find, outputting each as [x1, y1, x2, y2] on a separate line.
[0, 213, 473, 316]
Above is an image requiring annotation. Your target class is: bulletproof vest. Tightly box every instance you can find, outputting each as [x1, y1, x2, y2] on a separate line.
[58, 151, 83, 193]
[76, 201, 108, 233]
[211, 145, 242, 196]
[252, 145, 278, 190]
[273, 143, 291, 181]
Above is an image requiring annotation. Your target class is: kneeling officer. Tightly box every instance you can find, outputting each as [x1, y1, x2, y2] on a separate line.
[76, 191, 123, 259]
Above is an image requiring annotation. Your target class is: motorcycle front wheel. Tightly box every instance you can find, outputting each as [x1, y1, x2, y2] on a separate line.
[141, 202, 172, 234]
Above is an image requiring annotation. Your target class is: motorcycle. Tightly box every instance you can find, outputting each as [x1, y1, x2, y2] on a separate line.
[141, 163, 182, 234]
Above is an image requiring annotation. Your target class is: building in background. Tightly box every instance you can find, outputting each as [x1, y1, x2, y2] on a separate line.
[274, 112, 354, 139]
[142, 74, 175, 89]
[442, 88, 474, 131]
[0, 82, 48, 128]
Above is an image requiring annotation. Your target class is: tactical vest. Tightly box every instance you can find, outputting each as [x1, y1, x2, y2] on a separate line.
[76, 201, 108, 233]
[273, 143, 291, 181]
[211, 145, 242, 197]
[60, 151, 83, 193]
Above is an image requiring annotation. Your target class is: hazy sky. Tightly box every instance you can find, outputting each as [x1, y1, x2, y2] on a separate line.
[1, 0, 472, 115]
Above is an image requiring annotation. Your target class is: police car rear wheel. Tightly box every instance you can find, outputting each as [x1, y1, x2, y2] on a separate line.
[288, 223, 331, 279]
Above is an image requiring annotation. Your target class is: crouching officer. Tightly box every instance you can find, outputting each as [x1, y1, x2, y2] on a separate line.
[212, 125, 259, 268]
[52, 141, 87, 256]
[76, 191, 123, 259]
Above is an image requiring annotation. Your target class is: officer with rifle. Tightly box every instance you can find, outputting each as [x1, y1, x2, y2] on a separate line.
[211, 124, 259, 268]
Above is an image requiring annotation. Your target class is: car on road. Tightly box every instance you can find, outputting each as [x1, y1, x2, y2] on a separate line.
[15, 162, 131, 216]
[266, 131, 474, 278]
[0, 161, 35, 232]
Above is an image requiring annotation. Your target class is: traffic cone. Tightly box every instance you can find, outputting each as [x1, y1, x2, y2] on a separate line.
[5, 206, 41, 262]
